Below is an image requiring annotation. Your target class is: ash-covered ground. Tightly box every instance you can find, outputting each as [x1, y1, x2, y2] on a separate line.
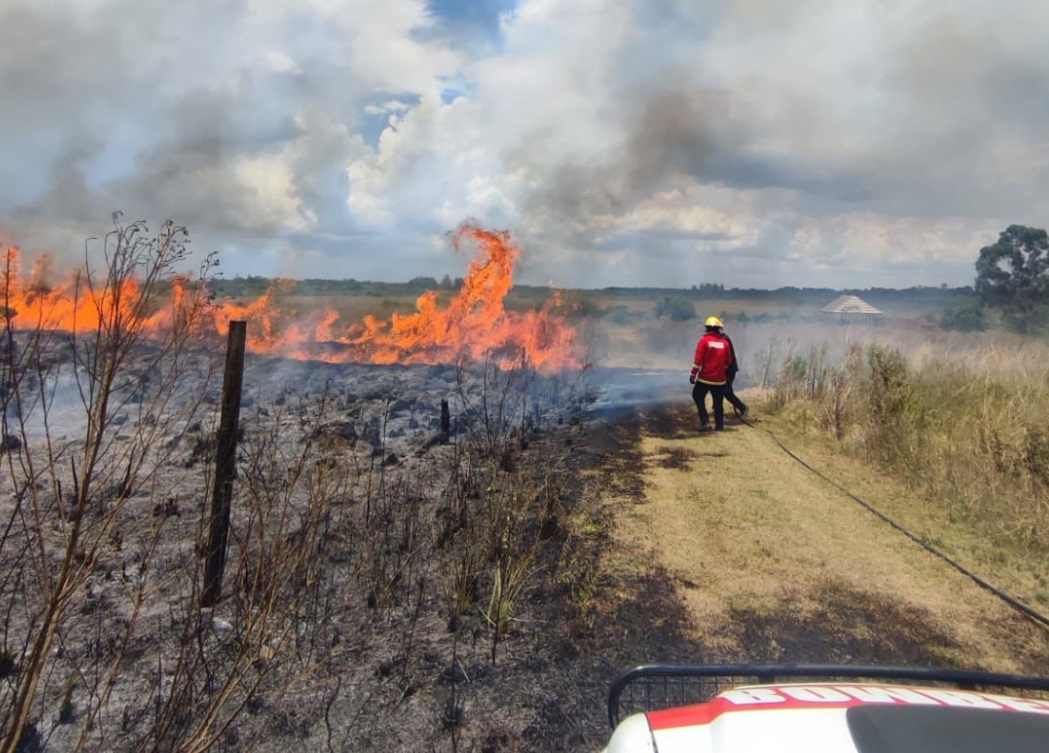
[1, 337, 696, 753]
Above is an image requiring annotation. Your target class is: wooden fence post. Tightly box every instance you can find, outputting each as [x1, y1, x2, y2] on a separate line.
[440, 399, 450, 444]
[201, 321, 247, 607]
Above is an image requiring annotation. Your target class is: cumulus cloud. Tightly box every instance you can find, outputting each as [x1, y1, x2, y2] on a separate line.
[1, 0, 1047, 288]
[337, 0, 1049, 286]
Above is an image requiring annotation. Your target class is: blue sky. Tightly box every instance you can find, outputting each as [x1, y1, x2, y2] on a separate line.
[1, 0, 1048, 290]
[429, 0, 517, 39]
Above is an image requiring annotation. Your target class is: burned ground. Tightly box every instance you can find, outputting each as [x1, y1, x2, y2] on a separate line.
[0, 345, 701, 753]
[7, 349, 1049, 753]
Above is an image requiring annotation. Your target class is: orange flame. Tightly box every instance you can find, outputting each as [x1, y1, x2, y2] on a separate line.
[1, 224, 581, 372]
[1, 244, 193, 335]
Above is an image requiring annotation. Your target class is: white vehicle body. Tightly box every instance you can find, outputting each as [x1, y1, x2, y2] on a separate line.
[603, 666, 1049, 753]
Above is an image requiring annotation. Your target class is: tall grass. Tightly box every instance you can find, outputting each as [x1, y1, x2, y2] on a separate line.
[767, 332, 1049, 556]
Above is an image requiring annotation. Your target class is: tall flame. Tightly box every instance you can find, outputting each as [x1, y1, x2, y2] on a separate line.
[1, 224, 580, 372]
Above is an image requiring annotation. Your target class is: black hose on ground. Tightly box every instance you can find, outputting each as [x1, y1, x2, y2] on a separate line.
[738, 416, 1049, 633]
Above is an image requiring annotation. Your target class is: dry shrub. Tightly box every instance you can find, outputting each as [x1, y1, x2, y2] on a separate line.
[766, 331, 1049, 556]
[0, 218, 595, 753]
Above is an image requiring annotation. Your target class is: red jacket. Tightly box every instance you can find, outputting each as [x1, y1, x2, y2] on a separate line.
[691, 332, 734, 385]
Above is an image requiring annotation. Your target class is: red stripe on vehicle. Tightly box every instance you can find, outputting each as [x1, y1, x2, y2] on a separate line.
[645, 685, 1049, 731]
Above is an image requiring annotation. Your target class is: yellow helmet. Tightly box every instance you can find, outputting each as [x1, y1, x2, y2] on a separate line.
[705, 316, 724, 329]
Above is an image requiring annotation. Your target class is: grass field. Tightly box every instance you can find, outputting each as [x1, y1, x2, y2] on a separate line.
[6, 257, 1042, 752]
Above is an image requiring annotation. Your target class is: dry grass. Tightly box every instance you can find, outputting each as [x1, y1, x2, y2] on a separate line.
[761, 331, 1049, 604]
[6, 234, 1047, 752]
[617, 401, 1049, 674]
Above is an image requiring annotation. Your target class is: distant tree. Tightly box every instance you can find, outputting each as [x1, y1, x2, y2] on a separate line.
[654, 296, 696, 322]
[408, 276, 439, 290]
[692, 282, 724, 296]
[939, 298, 986, 332]
[603, 305, 639, 325]
[564, 293, 602, 319]
[975, 225, 1049, 334]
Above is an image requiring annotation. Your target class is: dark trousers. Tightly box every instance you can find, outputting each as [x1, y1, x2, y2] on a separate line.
[724, 375, 747, 414]
[692, 382, 726, 429]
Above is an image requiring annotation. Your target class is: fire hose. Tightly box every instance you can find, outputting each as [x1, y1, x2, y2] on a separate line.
[740, 416, 1049, 634]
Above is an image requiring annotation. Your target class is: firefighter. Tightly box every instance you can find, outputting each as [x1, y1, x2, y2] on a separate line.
[723, 329, 748, 419]
[689, 316, 734, 431]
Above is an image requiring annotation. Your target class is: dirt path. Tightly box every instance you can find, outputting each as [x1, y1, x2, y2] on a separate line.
[610, 401, 1049, 674]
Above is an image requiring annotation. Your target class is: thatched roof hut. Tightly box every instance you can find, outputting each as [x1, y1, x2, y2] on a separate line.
[820, 294, 882, 322]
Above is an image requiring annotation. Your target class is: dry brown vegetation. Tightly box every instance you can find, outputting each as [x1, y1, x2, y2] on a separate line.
[627, 403, 1049, 673]
[0, 222, 696, 753]
[4, 226, 1049, 753]
[762, 332, 1049, 603]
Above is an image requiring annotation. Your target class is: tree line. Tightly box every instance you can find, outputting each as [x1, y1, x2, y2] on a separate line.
[206, 224, 1049, 336]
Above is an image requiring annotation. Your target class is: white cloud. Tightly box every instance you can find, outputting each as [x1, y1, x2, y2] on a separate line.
[264, 50, 302, 75]
[616, 189, 758, 241]
[363, 100, 413, 116]
[3, 0, 1049, 288]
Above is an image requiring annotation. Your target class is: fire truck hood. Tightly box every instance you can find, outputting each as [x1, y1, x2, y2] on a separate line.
[603, 683, 1049, 753]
